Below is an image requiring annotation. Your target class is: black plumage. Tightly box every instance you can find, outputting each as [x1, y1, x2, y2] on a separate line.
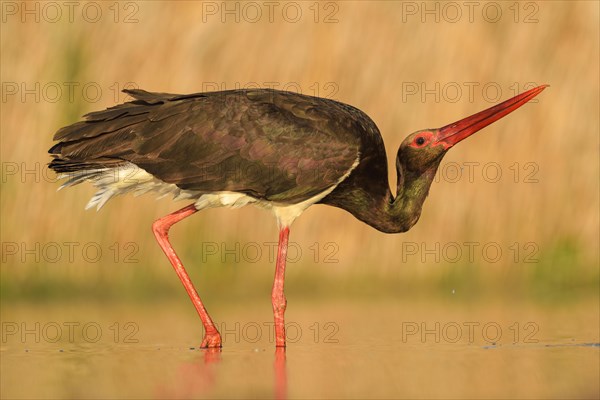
[49, 88, 399, 230]
[50, 89, 380, 197]
[49, 86, 547, 233]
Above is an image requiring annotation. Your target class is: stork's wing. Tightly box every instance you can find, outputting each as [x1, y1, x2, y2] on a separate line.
[49, 89, 365, 203]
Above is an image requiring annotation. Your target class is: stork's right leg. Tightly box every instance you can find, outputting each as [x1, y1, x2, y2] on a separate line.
[152, 204, 222, 348]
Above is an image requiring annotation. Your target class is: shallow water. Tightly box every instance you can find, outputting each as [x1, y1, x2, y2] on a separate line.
[2, 299, 598, 399]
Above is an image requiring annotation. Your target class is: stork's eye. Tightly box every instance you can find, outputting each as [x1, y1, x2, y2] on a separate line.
[416, 137, 425, 146]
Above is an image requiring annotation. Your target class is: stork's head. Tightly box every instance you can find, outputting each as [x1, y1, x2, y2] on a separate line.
[397, 85, 548, 176]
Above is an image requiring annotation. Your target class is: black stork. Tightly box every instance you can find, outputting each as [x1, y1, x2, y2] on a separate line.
[48, 84, 547, 348]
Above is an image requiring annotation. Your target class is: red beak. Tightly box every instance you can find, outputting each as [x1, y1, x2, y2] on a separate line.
[435, 85, 548, 148]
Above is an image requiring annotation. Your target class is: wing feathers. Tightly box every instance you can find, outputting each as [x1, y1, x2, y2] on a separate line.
[49, 89, 370, 203]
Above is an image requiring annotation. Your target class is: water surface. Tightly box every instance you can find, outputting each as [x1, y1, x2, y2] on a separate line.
[2, 299, 598, 399]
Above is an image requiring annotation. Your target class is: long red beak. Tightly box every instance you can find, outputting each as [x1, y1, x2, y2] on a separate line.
[435, 85, 548, 148]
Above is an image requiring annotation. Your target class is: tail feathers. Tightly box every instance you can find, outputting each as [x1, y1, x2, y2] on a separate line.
[48, 158, 127, 209]
[51, 164, 131, 211]
[48, 157, 124, 173]
[49, 161, 196, 211]
[85, 186, 117, 210]
[56, 168, 111, 190]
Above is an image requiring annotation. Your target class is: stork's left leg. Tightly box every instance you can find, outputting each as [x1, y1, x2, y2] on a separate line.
[152, 204, 221, 348]
[272, 226, 290, 347]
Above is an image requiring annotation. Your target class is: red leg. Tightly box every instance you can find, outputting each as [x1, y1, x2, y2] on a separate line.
[152, 204, 221, 348]
[272, 226, 290, 347]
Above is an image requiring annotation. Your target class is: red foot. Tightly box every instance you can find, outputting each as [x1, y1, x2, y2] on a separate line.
[200, 332, 222, 348]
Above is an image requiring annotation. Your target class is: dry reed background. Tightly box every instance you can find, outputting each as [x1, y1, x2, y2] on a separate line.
[1, 1, 598, 302]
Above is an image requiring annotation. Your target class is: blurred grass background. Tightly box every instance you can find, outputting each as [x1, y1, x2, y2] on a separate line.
[1, 1, 598, 307]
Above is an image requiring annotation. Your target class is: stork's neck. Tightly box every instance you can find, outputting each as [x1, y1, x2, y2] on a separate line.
[324, 164, 438, 234]
[384, 165, 438, 232]
[321, 160, 440, 233]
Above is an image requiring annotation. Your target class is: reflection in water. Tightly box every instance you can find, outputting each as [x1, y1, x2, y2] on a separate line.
[274, 347, 287, 400]
[157, 347, 287, 399]
[156, 347, 222, 398]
